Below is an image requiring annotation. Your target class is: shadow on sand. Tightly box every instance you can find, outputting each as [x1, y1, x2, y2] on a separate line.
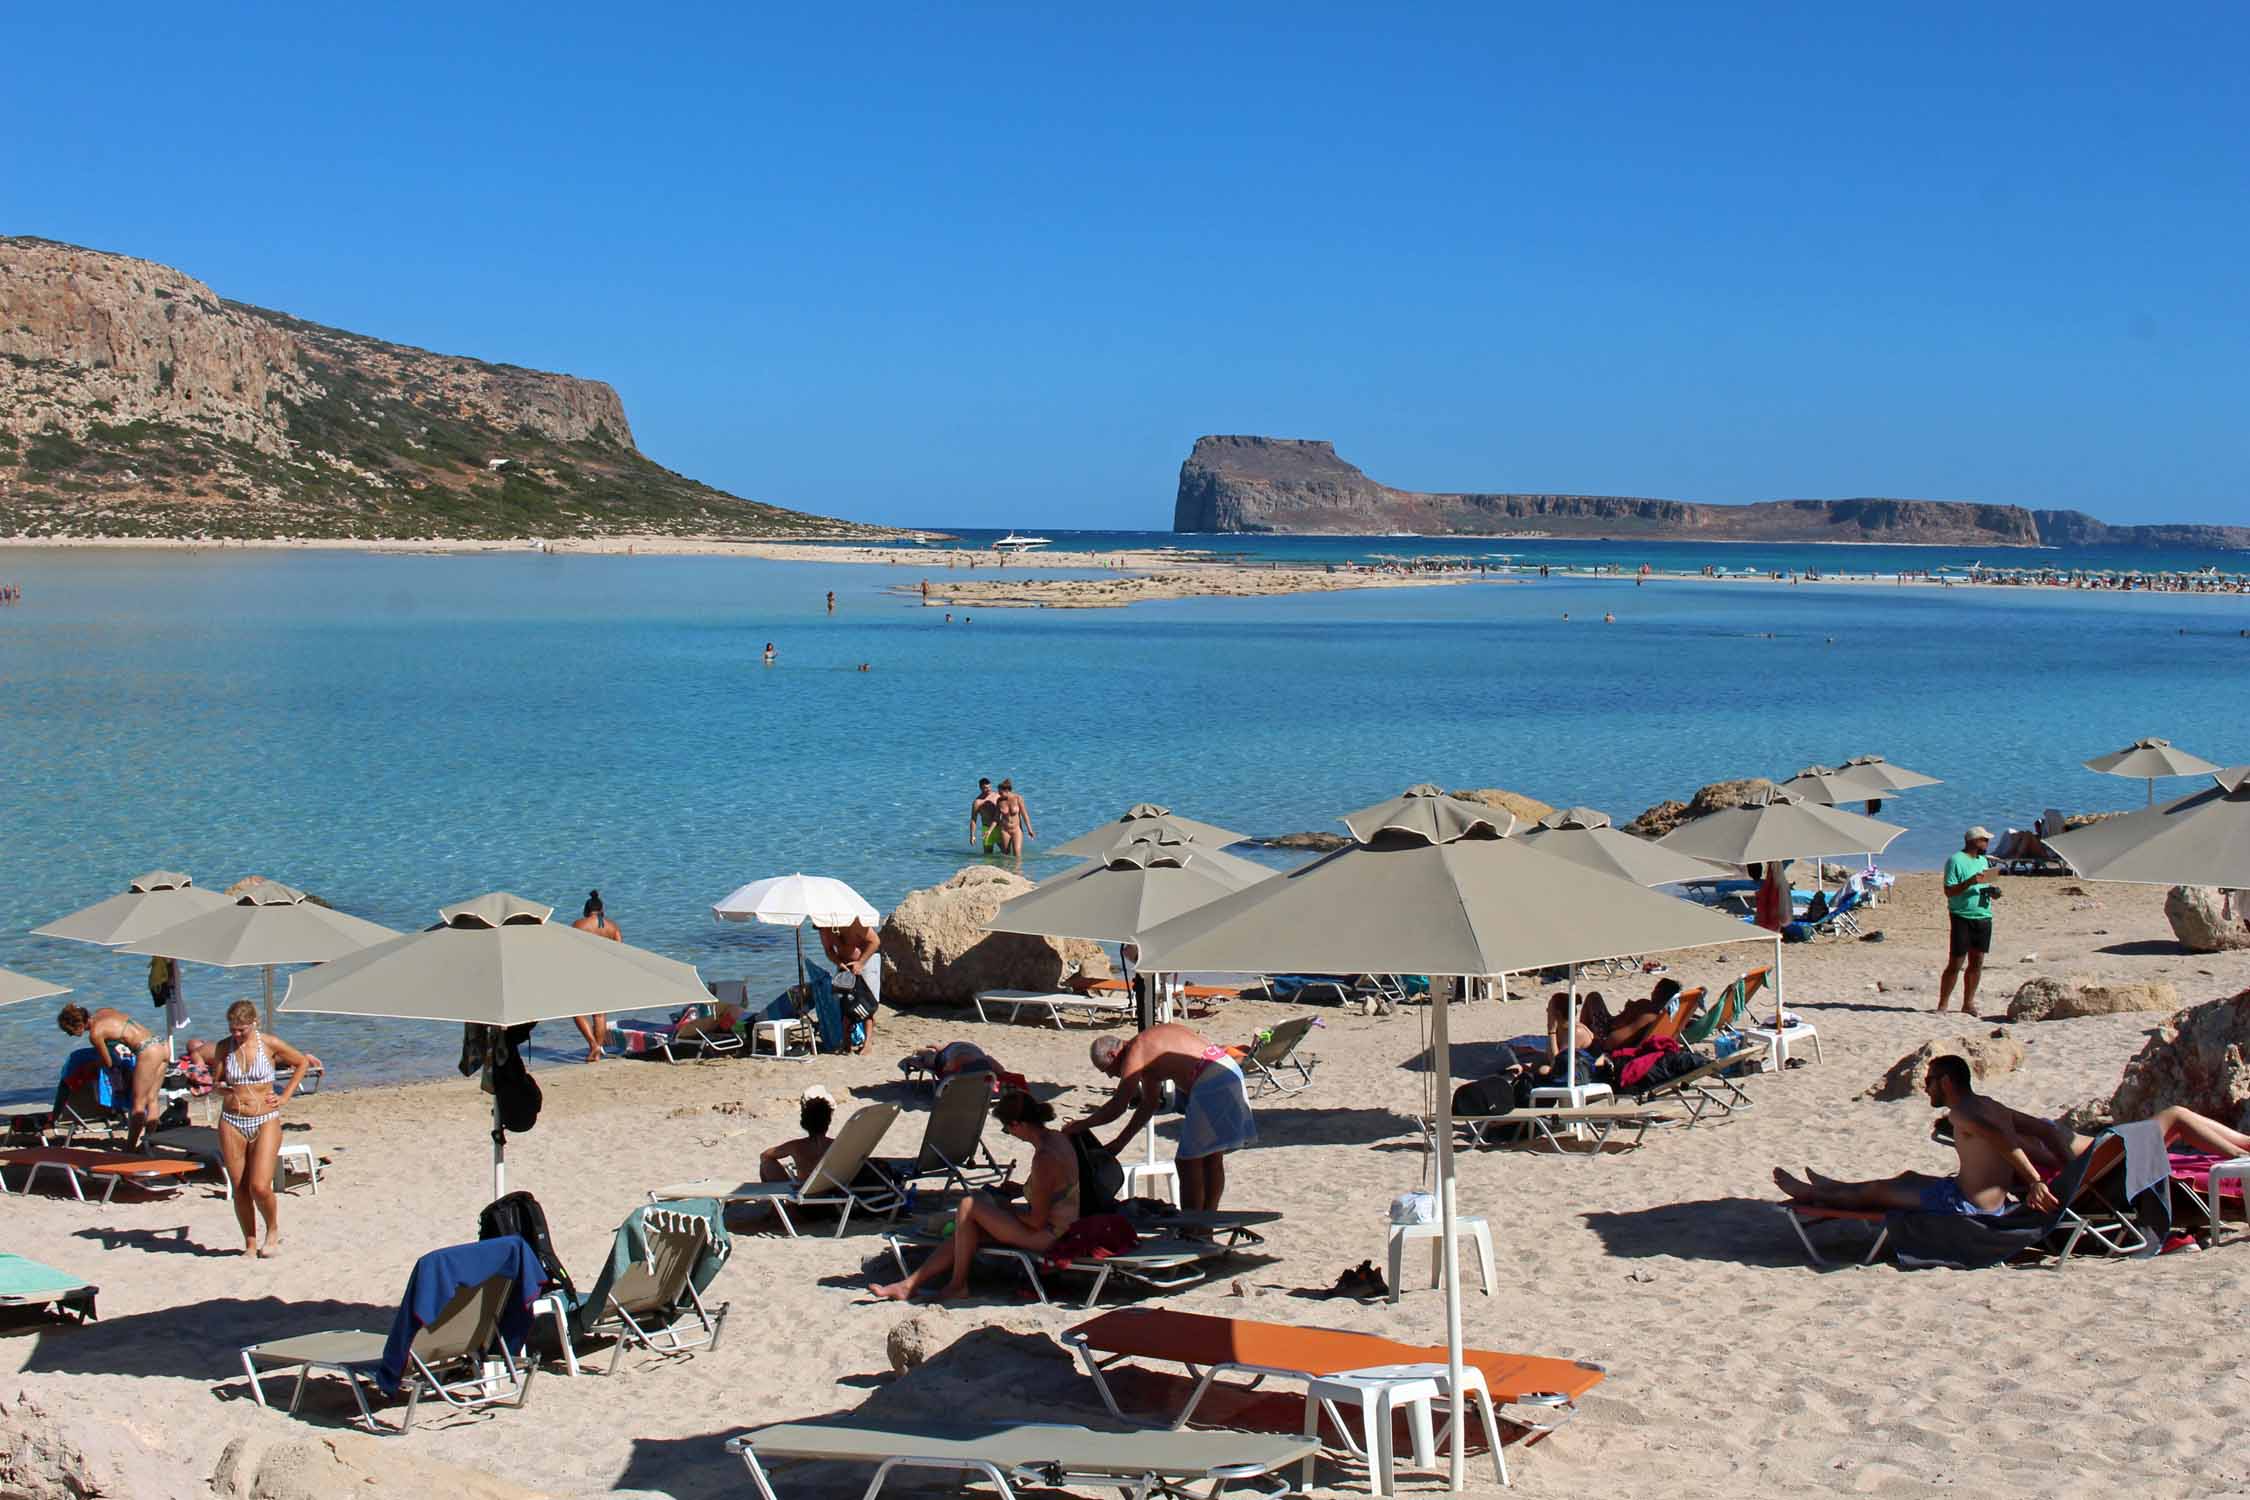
[1579, 1197, 1808, 1268]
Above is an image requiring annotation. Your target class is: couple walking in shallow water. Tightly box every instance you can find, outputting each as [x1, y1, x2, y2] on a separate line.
[969, 777, 1034, 864]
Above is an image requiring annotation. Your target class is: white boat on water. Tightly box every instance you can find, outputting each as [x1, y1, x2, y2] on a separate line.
[991, 532, 1053, 554]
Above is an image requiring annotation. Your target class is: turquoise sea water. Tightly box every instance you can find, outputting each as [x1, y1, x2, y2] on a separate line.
[4, 544, 2247, 1098]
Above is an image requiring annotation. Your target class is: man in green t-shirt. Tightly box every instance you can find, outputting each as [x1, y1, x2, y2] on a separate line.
[1938, 826, 1999, 1015]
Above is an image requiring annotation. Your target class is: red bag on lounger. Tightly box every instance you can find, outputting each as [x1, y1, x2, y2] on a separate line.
[1044, 1213, 1137, 1267]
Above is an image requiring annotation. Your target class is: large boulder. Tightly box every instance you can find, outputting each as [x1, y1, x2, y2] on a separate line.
[1447, 788, 1555, 826]
[1253, 831, 1351, 852]
[2006, 975, 2179, 1022]
[2165, 885, 2250, 953]
[1623, 777, 1775, 839]
[1862, 1029, 2025, 1101]
[878, 866, 1106, 1005]
[2108, 989, 2250, 1132]
[212, 1432, 556, 1500]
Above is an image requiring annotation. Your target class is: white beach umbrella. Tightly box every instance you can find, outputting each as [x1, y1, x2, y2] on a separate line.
[712, 873, 881, 983]
[282, 892, 710, 1196]
[119, 880, 398, 1029]
[0, 967, 70, 1007]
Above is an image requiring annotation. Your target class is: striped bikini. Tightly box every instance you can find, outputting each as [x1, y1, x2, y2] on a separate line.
[221, 1039, 279, 1140]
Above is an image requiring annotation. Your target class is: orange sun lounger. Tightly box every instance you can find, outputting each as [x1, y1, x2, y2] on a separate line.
[1061, 1307, 1604, 1477]
[0, 1147, 201, 1204]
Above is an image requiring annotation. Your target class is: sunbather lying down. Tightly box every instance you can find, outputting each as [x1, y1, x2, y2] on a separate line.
[1547, 979, 1684, 1056]
[1776, 1054, 2250, 1218]
[900, 1041, 1000, 1084]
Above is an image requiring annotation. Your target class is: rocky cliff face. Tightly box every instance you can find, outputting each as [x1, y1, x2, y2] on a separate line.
[0, 237, 885, 539]
[2030, 508, 2250, 551]
[1175, 436, 2239, 549]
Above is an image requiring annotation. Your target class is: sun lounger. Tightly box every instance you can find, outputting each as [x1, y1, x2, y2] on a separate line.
[240, 1238, 543, 1432]
[0, 1253, 98, 1323]
[148, 1126, 321, 1195]
[724, 1417, 1319, 1500]
[649, 1102, 899, 1236]
[881, 1213, 1237, 1307]
[1239, 1017, 1320, 1098]
[1782, 1131, 2147, 1268]
[2168, 1151, 2250, 1241]
[0, 1146, 200, 1203]
[1422, 1103, 1680, 1156]
[1677, 968, 1768, 1048]
[543, 1201, 731, 1377]
[1061, 1308, 1605, 1482]
[1125, 1206, 1283, 1251]
[1797, 887, 1867, 939]
[872, 1076, 1007, 1203]
[1630, 1046, 1767, 1124]
[975, 989, 1139, 1029]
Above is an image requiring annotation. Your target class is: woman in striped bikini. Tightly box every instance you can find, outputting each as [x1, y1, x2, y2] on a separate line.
[212, 999, 321, 1259]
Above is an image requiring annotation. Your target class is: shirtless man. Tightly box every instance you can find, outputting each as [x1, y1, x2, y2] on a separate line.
[1068, 1022, 1255, 1213]
[1777, 1054, 2250, 1218]
[56, 1002, 169, 1149]
[818, 917, 882, 1051]
[969, 777, 1003, 853]
[995, 778, 1035, 865]
[569, 890, 618, 1061]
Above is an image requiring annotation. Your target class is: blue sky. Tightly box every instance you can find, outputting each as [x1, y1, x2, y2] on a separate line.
[7, 5, 2244, 528]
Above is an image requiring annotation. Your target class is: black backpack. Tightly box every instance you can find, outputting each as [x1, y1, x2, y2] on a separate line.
[1067, 1130, 1126, 1216]
[478, 1189, 577, 1304]
[1451, 1075, 1519, 1117]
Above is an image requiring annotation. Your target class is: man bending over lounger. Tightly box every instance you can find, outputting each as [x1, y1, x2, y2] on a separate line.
[1069, 1022, 1254, 1213]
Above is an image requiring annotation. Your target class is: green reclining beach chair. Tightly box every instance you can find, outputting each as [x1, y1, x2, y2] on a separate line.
[546, 1199, 733, 1377]
[1678, 967, 1769, 1048]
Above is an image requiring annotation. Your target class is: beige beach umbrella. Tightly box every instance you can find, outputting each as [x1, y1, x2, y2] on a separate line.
[1051, 803, 1249, 859]
[1138, 819, 1754, 1489]
[31, 871, 230, 946]
[1657, 789, 1905, 868]
[2083, 737, 2223, 806]
[988, 835, 1271, 947]
[0, 967, 70, 1007]
[1519, 807, 1730, 887]
[1836, 755, 1944, 793]
[119, 881, 398, 1030]
[2046, 767, 2250, 888]
[1340, 782, 1516, 843]
[281, 892, 711, 1196]
[1775, 764, 1893, 807]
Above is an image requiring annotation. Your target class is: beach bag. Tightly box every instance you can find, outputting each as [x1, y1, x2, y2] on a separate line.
[479, 1190, 578, 1306]
[1613, 1036, 1687, 1092]
[1068, 1130, 1126, 1215]
[1451, 1076, 1517, 1117]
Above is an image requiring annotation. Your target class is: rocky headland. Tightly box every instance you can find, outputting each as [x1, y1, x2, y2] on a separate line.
[1174, 435, 2250, 550]
[0, 237, 895, 541]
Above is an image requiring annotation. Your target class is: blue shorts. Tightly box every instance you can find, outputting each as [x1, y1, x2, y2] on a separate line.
[1918, 1179, 2006, 1217]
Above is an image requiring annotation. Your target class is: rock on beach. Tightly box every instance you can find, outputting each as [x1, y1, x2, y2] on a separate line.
[1863, 1028, 2025, 1101]
[877, 865, 1106, 1004]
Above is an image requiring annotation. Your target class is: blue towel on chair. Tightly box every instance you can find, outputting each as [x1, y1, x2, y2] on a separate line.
[378, 1237, 546, 1393]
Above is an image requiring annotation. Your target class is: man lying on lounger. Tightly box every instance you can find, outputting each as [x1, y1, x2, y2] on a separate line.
[1777, 1054, 2250, 1218]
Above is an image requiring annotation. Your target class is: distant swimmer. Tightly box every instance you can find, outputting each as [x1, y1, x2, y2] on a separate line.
[945, 612, 954, 623]
[920, 579, 930, 598]
[1602, 612, 1615, 624]
[826, 590, 836, 613]
[763, 641, 776, 664]
[1561, 612, 1569, 621]
[856, 662, 871, 672]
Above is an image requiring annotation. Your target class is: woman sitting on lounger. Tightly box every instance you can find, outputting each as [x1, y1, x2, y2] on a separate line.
[869, 1089, 1079, 1302]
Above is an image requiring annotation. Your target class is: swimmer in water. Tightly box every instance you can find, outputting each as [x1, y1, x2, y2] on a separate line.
[763, 642, 775, 664]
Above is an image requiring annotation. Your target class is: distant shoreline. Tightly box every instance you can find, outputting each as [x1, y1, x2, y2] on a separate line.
[4, 533, 2247, 609]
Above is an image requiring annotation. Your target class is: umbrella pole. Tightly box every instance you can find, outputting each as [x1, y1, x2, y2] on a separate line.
[493, 1090, 506, 1200]
[262, 964, 275, 1033]
[1433, 974, 1466, 1491]
[1565, 964, 1580, 1093]
[794, 926, 807, 987]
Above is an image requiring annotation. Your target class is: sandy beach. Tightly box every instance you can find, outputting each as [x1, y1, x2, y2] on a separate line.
[9, 871, 2250, 1498]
